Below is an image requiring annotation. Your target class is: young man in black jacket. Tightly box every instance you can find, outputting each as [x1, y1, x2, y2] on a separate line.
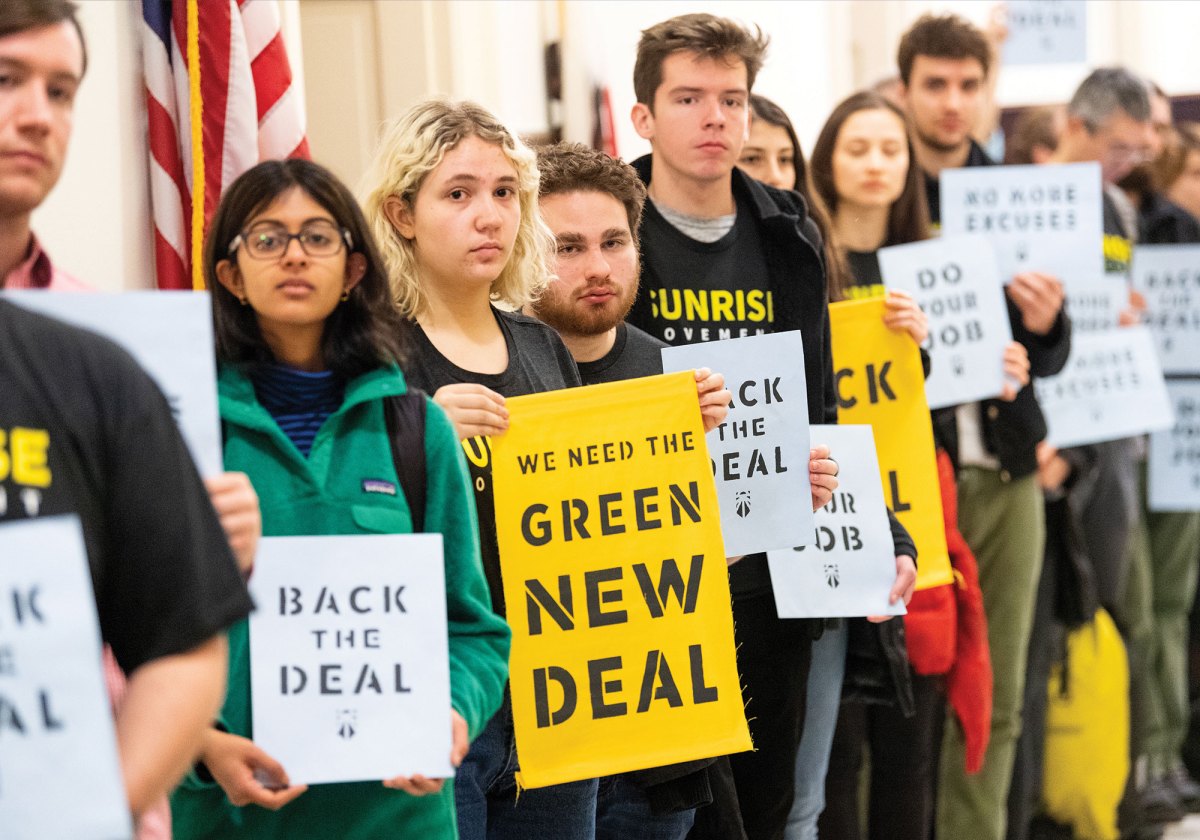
[622, 14, 844, 840]
[896, 14, 1072, 840]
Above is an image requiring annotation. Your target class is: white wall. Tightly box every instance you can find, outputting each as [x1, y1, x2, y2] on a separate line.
[560, 0, 849, 156]
[33, 0, 152, 291]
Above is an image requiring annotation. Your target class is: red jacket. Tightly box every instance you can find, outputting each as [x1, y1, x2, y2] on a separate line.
[903, 449, 993, 773]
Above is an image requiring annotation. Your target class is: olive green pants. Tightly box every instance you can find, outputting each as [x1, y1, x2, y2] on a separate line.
[937, 469, 1045, 840]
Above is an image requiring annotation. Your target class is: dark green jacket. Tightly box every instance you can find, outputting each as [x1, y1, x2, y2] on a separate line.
[171, 364, 510, 840]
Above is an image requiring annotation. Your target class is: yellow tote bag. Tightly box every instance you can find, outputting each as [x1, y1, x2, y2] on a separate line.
[1042, 608, 1129, 840]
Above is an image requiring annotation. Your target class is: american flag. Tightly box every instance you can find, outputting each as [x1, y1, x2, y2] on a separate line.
[141, 0, 310, 290]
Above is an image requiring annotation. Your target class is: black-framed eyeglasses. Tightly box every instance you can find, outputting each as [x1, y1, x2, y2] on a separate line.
[228, 220, 354, 260]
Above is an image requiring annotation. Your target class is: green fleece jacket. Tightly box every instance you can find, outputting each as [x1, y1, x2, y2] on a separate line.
[171, 364, 510, 840]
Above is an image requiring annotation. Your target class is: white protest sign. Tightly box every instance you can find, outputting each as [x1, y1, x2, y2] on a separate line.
[1003, 0, 1087, 66]
[5, 291, 222, 477]
[879, 235, 1013, 409]
[940, 162, 1103, 289]
[1149, 380, 1200, 512]
[1131, 244, 1200, 374]
[249, 534, 453, 785]
[661, 331, 812, 556]
[0, 516, 132, 840]
[1034, 327, 1174, 448]
[767, 425, 904, 619]
[1065, 274, 1125, 333]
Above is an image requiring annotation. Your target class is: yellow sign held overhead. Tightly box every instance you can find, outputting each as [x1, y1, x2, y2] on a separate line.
[491, 372, 751, 788]
[830, 298, 952, 590]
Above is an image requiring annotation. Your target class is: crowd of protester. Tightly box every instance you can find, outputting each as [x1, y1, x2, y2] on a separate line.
[3, 1, 1199, 839]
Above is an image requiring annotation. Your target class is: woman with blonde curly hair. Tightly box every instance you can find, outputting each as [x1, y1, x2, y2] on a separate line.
[360, 98, 590, 840]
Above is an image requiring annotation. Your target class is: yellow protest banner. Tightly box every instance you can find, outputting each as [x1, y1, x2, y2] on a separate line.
[491, 371, 751, 788]
[830, 298, 952, 590]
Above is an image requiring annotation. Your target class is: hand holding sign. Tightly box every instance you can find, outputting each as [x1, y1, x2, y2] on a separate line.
[432, 383, 509, 439]
[869, 553, 917, 624]
[810, 444, 839, 512]
[204, 472, 261, 575]
[1007, 271, 1065, 335]
[1001, 341, 1032, 401]
[694, 368, 732, 433]
[381, 709, 469, 796]
[200, 730, 308, 810]
[881, 289, 929, 345]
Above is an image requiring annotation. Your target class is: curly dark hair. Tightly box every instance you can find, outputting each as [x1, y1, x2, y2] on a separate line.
[535, 142, 647, 242]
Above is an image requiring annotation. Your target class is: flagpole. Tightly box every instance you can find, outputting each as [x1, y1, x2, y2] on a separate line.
[187, 0, 205, 291]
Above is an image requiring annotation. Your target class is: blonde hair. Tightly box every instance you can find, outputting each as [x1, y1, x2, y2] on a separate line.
[359, 98, 553, 317]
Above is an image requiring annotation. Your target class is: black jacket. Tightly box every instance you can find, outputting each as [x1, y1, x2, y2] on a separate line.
[628, 154, 837, 427]
[1139, 191, 1200, 245]
[620, 154, 836, 802]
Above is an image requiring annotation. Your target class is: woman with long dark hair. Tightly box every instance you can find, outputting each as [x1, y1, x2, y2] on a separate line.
[811, 91, 1026, 840]
[741, 94, 920, 840]
[170, 158, 510, 840]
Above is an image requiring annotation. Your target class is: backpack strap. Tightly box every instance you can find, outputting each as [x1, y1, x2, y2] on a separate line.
[383, 390, 427, 533]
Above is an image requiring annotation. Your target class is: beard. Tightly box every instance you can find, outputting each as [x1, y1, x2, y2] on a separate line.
[914, 123, 969, 155]
[534, 276, 639, 338]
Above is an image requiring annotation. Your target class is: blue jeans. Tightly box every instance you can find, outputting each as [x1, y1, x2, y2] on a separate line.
[785, 623, 848, 840]
[596, 774, 696, 840]
[454, 696, 599, 840]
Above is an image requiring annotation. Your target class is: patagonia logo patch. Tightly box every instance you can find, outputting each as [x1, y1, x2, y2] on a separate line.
[361, 479, 397, 496]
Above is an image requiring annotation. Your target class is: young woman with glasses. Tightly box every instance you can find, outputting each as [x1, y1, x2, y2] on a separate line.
[169, 158, 510, 840]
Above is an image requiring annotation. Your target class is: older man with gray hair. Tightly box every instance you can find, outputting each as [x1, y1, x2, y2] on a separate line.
[1037, 67, 1197, 836]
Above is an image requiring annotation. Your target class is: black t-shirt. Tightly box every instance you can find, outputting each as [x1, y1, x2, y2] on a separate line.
[0, 301, 252, 674]
[576, 322, 666, 385]
[844, 250, 886, 300]
[403, 306, 581, 616]
[638, 199, 774, 345]
[923, 139, 996, 227]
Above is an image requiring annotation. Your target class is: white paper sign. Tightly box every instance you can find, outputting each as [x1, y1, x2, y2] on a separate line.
[1130, 244, 1200, 374]
[879, 235, 1013, 409]
[661, 331, 813, 556]
[1003, 0, 1087, 66]
[940, 162, 1103, 290]
[4, 291, 222, 477]
[249, 534, 453, 785]
[0, 516, 132, 840]
[1034, 327, 1174, 447]
[767, 426, 904, 619]
[1149, 380, 1200, 512]
[1065, 274, 1125, 333]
